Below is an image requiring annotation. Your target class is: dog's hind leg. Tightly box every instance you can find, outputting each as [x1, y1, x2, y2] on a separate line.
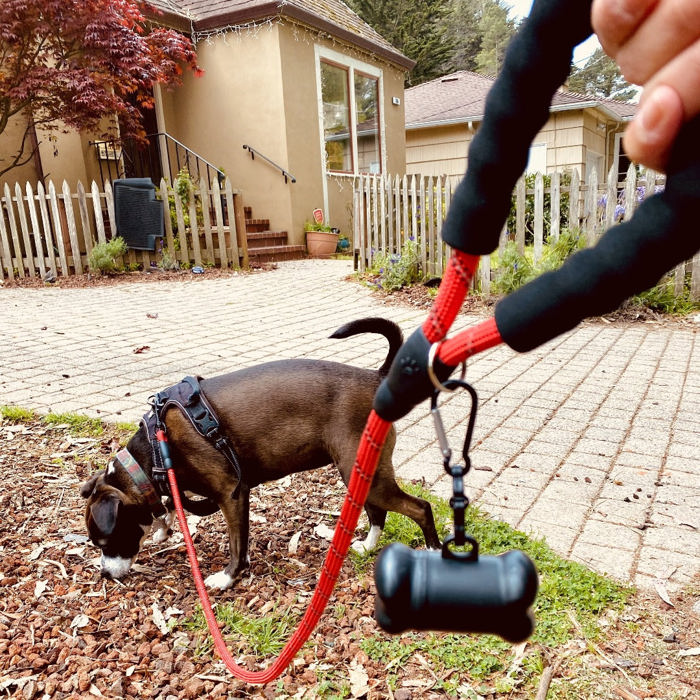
[204, 485, 251, 591]
[351, 503, 386, 554]
[366, 459, 442, 550]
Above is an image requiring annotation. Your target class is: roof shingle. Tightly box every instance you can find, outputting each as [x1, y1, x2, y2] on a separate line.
[405, 70, 637, 127]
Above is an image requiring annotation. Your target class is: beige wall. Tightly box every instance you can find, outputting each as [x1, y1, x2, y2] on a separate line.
[406, 123, 471, 184]
[406, 108, 627, 185]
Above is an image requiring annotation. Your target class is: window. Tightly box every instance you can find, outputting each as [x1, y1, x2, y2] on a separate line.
[526, 143, 547, 175]
[354, 73, 380, 174]
[321, 62, 352, 172]
[320, 59, 381, 175]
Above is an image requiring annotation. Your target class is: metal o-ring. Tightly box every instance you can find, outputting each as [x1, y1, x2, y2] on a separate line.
[427, 341, 466, 392]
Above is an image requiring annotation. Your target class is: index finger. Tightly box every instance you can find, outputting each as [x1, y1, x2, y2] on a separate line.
[591, 0, 658, 56]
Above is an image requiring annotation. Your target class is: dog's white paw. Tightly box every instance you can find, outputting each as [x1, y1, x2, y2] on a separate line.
[351, 524, 382, 555]
[205, 570, 235, 591]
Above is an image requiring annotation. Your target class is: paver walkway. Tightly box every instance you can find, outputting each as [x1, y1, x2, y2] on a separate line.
[1, 259, 698, 591]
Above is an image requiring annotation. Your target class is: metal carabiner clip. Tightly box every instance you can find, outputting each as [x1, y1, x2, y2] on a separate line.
[430, 379, 479, 471]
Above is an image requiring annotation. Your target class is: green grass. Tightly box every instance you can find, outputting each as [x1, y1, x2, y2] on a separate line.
[42, 411, 104, 436]
[182, 602, 299, 659]
[1, 405, 36, 422]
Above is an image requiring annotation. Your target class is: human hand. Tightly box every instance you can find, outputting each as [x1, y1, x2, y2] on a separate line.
[591, 0, 700, 172]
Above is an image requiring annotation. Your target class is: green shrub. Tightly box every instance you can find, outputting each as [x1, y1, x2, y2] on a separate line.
[491, 241, 534, 295]
[371, 238, 423, 291]
[539, 227, 586, 272]
[88, 237, 127, 274]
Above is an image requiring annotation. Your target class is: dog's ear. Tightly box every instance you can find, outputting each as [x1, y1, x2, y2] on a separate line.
[89, 493, 121, 536]
[80, 471, 104, 499]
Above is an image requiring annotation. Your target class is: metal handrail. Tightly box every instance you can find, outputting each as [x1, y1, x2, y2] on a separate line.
[242, 144, 296, 184]
[90, 132, 225, 190]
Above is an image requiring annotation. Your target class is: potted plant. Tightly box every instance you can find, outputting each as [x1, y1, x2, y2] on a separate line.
[305, 209, 338, 258]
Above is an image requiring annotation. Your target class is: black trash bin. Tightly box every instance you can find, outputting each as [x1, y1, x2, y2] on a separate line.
[113, 178, 164, 251]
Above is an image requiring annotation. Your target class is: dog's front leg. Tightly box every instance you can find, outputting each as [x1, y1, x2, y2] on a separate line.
[204, 486, 250, 591]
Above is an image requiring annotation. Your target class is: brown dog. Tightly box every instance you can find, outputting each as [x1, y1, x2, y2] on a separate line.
[80, 317, 440, 590]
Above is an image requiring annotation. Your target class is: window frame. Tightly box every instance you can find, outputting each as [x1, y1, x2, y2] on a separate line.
[315, 46, 385, 179]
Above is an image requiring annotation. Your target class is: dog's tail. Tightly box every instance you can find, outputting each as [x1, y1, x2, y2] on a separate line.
[330, 317, 403, 376]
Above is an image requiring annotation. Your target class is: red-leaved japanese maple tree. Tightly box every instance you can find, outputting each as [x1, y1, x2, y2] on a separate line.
[0, 0, 202, 177]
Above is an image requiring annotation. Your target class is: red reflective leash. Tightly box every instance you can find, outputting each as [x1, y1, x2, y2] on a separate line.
[166, 251, 502, 684]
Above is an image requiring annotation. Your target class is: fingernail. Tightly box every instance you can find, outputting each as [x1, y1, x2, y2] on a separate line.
[637, 85, 680, 144]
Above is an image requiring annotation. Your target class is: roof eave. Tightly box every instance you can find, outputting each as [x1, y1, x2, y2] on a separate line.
[191, 2, 415, 70]
[406, 116, 482, 130]
[407, 100, 634, 129]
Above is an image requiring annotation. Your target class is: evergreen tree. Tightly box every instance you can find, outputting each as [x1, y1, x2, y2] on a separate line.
[440, 0, 481, 73]
[474, 0, 517, 76]
[347, 0, 453, 85]
[568, 48, 638, 102]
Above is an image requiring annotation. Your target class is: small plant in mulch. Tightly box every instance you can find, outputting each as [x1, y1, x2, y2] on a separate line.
[87, 236, 128, 274]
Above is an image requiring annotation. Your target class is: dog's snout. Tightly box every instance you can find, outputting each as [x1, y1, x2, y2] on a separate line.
[99, 554, 134, 580]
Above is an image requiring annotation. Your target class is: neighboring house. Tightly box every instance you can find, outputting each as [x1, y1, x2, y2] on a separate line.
[405, 70, 638, 186]
[2, 0, 414, 254]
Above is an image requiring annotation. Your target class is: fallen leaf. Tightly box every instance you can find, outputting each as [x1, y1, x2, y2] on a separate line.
[288, 531, 302, 554]
[314, 523, 335, 541]
[653, 580, 674, 607]
[70, 613, 90, 629]
[152, 603, 169, 635]
[349, 659, 369, 698]
[34, 580, 48, 598]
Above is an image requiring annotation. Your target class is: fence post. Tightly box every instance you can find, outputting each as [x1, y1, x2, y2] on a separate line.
[47, 181, 69, 276]
[76, 180, 94, 259]
[550, 171, 560, 241]
[569, 168, 581, 232]
[0, 188, 15, 280]
[533, 172, 544, 264]
[515, 177, 526, 255]
[61, 180, 83, 274]
[583, 168, 598, 245]
[623, 164, 637, 221]
[212, 178, 230, 268]
[25, 181, 47, 278]
[37, 182, 58, 279]
[199, 177, 215, 266]
[91, 181, 107, 245]
[14, 183, 35, 277]
[604, 166, 617, 229]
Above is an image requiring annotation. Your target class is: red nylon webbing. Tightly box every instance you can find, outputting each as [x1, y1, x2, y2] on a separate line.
[422, 251, 480, 343]
[436, 317, 502, 367]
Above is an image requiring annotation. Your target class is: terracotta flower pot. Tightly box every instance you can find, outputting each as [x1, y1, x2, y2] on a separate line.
[306, 230, 339, 258]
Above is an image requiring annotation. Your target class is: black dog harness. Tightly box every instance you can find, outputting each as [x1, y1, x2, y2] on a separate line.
[144, 375, 244, 503]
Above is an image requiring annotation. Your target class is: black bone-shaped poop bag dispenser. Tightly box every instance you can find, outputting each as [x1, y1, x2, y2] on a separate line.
[374, 381, 538, 643]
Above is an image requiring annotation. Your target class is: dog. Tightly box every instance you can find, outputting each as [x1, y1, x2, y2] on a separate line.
[80, 317, 441, 590]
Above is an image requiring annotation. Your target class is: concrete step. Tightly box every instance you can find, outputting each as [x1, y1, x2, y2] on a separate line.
[247, 244, 306, 263]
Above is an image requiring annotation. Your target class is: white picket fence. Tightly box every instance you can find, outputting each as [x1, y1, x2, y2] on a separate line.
[354, 166, 700, 299]
[0, 178, 247, 281]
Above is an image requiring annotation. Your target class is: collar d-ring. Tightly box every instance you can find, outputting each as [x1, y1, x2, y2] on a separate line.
[427, 341, 466, 392]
